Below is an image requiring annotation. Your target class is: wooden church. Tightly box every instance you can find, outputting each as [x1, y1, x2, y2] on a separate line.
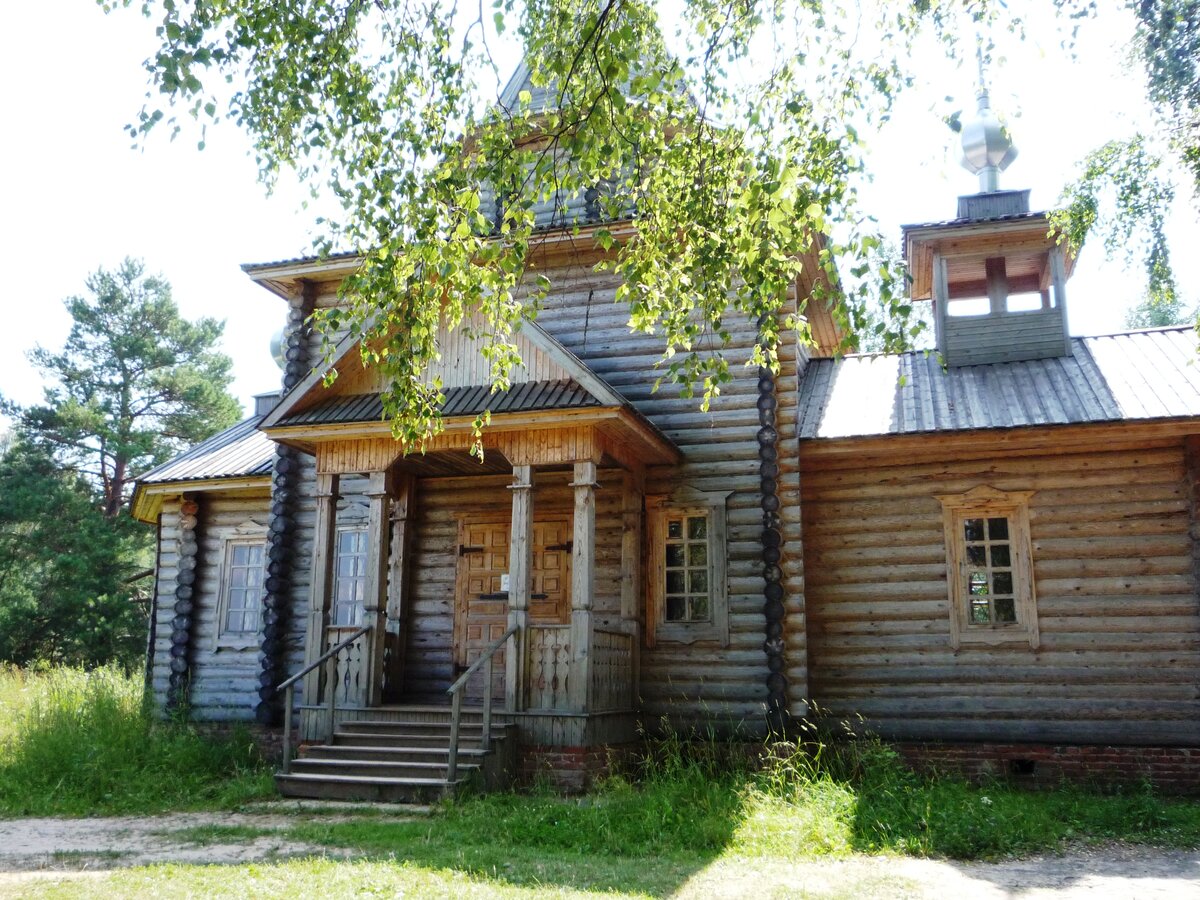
[133, 71, 1200, 797]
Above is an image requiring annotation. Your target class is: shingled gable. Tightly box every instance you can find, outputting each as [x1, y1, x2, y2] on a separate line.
[257, 306, 679, 467]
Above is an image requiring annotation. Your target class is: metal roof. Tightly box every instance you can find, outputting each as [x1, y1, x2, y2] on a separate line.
[241, 249, 360, 273]
[798, 327, 1200, 440]
[277, 378, 602, 427]
[900, 211, 1044, 233]
[136, 414, 275, 485]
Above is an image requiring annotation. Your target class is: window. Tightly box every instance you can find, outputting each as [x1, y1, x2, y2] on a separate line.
[331, 526, 369, 627]
[647, 490, 730, 646]
[937, 486, 1039, 649]
[217, 539, 265, 642]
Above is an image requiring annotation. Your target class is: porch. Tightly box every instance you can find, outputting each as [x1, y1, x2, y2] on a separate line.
[280, 419, 677, 794]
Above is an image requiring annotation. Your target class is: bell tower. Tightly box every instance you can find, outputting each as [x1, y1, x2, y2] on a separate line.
[903, 81, 1076, 367]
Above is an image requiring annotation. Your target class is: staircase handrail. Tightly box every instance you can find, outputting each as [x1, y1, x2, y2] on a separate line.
[279, 623, 372, 774]
[445, 623, 519, 785]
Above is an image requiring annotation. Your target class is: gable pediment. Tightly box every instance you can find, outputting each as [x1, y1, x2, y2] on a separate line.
[261, 308, 624, 430]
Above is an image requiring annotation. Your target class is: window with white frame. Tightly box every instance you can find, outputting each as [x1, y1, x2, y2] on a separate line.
[647, 491, 730, 645]
[937, 486, 1039, 649]
[218, 539, 265, 640]
[331, 526, 369, 627]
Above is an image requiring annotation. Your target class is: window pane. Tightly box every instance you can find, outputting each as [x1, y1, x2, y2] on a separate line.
[231, 567, 247, 587]
[688, 542, 707, 567]
[990, 545, 1011, 567]
[969, 572, 988, 595]
[963, 519, 984, 542]
[337, 556, 356, 577]
[248, 545, 264, 566]
[970, 600, 990, 624]
[966, 545, 986, 566]
[667, 519, 683, 539]
[689, 569, 708, 593]
[231, 545, 249, 566]
[688, 517, 707, 540]
[690, 596, 710, 622]
[665, 544, 685, 567]
[993, 572, 1014, 595]
[666, 570, 686, 594]
[987, 517, 1009, 540]
[666, 595, 686, 621]
[994, 598, 1017, 623]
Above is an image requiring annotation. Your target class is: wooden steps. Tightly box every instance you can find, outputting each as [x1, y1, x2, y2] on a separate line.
[275, 709, 518, 802]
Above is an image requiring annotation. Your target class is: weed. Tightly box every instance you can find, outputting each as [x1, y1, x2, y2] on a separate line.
[0, 666, 274, 816]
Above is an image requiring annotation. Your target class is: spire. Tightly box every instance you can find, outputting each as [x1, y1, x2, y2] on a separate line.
[959, 46, 1017, 193]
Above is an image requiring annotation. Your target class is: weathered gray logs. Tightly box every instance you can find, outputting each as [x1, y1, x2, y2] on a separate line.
[257, 288, 314, 724]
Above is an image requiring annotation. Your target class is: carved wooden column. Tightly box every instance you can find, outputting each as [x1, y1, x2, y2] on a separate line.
[362, 470, 392, 707]
[506, 465, 533, 711]
[384, 474, 414, 701]
[302, 472, 339, 733]
[569, 460, 598, 712]
[619, 468, 644, 709]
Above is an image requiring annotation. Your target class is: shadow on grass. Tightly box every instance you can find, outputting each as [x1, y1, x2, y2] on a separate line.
[286, 772, 746, 897]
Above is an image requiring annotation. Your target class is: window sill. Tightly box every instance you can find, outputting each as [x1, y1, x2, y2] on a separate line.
[652, 623, 726, 646]
[214, 637, 260, 652]
[953, 627, 1038, 649]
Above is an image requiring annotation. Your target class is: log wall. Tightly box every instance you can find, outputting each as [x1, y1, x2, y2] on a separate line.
[531, 264, 805, 730]
[801, 427, 1200, 745]
[149, 488, 271, 720]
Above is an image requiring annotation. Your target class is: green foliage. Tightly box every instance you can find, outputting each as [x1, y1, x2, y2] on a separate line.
[0, 441, 144, 667]
[107, 0, 1004, 450]
[287, 724, 1200, 889]
[1051, 137, 1181, 327]
[15, 257, 240, 517]
[0, 666, 273, 816]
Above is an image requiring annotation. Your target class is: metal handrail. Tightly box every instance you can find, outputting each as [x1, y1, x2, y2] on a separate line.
[279, 623, 372, 774]
[445, 623, 519, 785]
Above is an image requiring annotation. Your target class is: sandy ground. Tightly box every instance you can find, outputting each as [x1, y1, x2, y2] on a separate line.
[0, 812, 1197, 898]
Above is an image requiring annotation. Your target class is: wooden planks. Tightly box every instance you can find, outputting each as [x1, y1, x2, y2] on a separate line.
[802, 437, 1200, 745]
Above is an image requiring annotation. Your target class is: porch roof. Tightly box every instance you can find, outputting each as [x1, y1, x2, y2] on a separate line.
[276, 379, 600, 427]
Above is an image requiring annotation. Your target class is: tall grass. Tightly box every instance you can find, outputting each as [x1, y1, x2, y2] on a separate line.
[0, 666, 273, 816]
[295, 718, 1200, 874]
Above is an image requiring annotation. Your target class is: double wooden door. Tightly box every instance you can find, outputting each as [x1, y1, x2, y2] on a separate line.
[454, 518, 571, 701]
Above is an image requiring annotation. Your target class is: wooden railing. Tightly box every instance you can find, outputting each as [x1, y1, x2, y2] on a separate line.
[592, 628, 635, 711]
[525, 624, 571, 710]
[446, 623, 518, 785]
[278, 624, 372, 774]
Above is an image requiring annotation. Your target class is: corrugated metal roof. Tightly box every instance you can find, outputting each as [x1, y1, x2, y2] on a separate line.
[277, 378, 602, 427]
[137, 414, 275, 484]
[900, 211, 1044, 233]
[241, 249, 360, 272]
[798, 327, 1200, 440]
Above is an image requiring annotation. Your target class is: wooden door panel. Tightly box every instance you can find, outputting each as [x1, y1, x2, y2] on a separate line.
[454, 518, 571, 702]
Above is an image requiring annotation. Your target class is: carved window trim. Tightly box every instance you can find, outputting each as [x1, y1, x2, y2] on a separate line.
[214, 537, 266, 648]
[937, 486, 1039, 650]
[646, 489, 730, 647]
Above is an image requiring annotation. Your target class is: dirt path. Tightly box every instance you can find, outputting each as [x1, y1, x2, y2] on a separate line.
[0, 810, 349, 875]
[0, 814, 1197, 898]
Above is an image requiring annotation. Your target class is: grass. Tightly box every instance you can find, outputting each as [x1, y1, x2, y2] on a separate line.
[2, 666, 1200, 897]
[0, 666, 274, 816]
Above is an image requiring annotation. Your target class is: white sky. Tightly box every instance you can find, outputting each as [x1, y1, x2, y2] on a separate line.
[0, 0, 1196, 418]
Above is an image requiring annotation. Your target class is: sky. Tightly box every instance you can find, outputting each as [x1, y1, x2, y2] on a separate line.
[0, 1, 1196, 419]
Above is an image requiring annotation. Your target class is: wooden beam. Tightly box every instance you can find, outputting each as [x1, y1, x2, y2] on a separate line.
[569, 460, 598, 712]
[385, 474, 414, 699]
[303, 473, 340, 721]
[363, 470, 392, 706]
[506, 464, 533, 712]
[619, 468, 644, 708]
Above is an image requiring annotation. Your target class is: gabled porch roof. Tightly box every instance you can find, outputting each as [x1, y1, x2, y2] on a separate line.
[260, 314, 680, 472]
